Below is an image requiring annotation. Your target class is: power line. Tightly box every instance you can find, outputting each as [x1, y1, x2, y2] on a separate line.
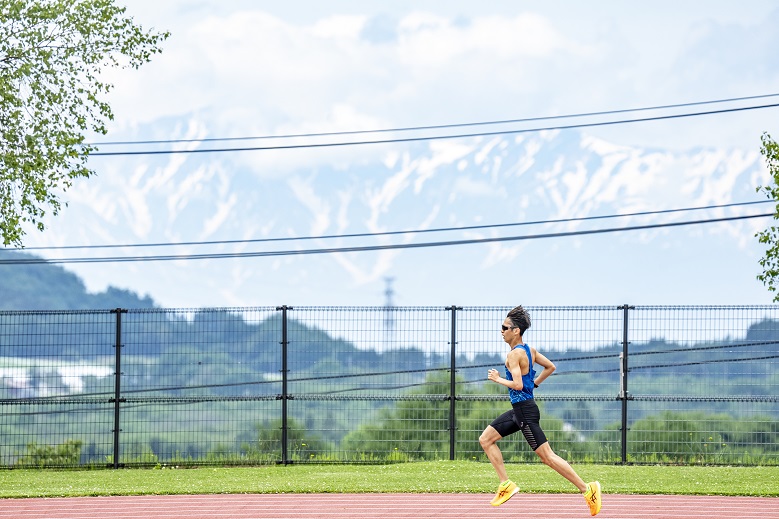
[89, 92, 779, 147]
[631, 354, 779, 372]
[12, 199, 772, 252]
[1, 212, 771, 265]
[456, 339, 779, 370]
[629, 339, 779, 356]
[88, 101, 779, 157]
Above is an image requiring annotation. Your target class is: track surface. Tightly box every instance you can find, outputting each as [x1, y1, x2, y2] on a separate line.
[1, 493, 778, 519]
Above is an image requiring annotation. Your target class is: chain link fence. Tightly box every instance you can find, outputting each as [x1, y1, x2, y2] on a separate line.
[0, 305, 777, 468]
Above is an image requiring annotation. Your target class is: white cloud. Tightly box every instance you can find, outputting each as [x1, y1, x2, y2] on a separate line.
[311, 15, 367, 39]
[396, 12, 583, 67]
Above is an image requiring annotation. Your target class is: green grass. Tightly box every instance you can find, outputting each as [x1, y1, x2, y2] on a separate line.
[1, 462, 778, 498]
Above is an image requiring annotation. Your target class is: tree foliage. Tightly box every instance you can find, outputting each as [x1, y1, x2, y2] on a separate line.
[0, 0, 168, 246]
[756, 132, 779, 300]
[17, 439, 82, 467]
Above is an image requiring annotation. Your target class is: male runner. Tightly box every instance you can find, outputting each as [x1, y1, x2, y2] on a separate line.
[479, 305, 602, 515]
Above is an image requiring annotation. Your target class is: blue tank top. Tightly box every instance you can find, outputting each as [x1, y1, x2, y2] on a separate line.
[505, 343, 535, 404]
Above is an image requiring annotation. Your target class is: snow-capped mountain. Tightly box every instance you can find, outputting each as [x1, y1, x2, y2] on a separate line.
[15, 124, 771, 309]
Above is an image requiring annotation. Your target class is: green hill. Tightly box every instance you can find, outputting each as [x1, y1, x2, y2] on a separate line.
[0, 250, 156, 310]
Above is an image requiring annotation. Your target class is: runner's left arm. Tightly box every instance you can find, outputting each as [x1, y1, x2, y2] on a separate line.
[533, 349, 556, 387]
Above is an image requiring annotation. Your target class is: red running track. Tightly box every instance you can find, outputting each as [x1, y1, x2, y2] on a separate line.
[0, 493, 777, 519]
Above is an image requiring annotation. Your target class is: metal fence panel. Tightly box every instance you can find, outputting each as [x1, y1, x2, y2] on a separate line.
[627, 306, 779, 464]
[0, 310, 116, 467]
[286, 306, 451, 462]
[118, 307, 281, 466]
[0, 305, 777, 468]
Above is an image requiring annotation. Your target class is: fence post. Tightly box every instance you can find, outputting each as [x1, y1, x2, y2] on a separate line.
[277, 305, 291, 465]
[618, 304, 634, 464]
[111, 308, 127, 469]
[446, 306, 462, 461]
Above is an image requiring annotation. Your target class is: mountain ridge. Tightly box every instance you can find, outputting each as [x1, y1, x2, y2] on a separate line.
[0, 250, 156, 310]
[13, 128, 770, 308]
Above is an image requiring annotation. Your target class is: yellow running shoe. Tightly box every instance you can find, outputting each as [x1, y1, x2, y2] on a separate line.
[583, 481, 602, 516]
[490, 480, 519, 506]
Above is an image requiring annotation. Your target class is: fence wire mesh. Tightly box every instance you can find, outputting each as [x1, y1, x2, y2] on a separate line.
[0, 305, 777, 468]
[626, 306, 779, 464]
[0, 310, 116, 467]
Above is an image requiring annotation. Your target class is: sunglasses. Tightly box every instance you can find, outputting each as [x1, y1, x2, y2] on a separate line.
[501, 325, 518, 331]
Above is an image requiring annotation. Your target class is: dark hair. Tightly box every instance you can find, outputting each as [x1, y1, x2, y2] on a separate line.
[506, 305, 531, 335]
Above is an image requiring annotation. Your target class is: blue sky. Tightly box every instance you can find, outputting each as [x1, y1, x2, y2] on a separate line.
[16, 1, 779, 308]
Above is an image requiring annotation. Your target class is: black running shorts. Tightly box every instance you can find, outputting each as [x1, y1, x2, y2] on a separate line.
[489, 399, 548, 451]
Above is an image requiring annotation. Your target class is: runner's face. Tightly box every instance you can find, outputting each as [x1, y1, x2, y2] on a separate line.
[501, 318, 518, 343]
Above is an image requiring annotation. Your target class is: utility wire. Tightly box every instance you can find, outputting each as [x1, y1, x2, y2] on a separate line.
[629, 339, 779, 356]
[0, 212, 771, 265]
[12, 199, 772, 252]
[5, 347, 772, 409]
[89, 92, 779, 147]
[630, 354, 779, 372]
[5, 338, 773, 409]
[89, 102, 779, 157]
[455, 339, 779, 371]
[4, 341, 775, 406]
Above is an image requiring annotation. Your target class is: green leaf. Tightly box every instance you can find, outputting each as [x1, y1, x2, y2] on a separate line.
[0, 0, 169, 247]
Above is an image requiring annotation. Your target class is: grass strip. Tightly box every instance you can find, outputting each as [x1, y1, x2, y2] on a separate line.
[0, 462, 777, 498]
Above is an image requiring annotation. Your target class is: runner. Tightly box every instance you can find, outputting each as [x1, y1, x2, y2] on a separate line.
[479, 305, 602, 515]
